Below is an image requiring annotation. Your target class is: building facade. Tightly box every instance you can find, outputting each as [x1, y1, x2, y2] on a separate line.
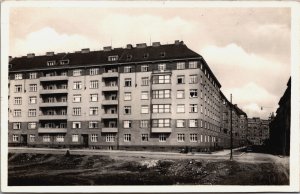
[247, 117, 270, 146]
[8, 40, 246, 151]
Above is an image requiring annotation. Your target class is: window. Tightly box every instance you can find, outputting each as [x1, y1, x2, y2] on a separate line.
[141, 105, 149, 114]
[124, 134, 131, 142]
[141, 65, 149, 72]
[189, 61, 197, 69]
[89, 107, 98, 115]
[14, 97, 22, 105]
[141, 77, 149, 86]
[29, 84, 37, 92]
[73, 108, 81, 116]
[177, 75, 185, 84]
[73, 81, 82, 90]
[152, 75, 170, 84]
[176, 120, 185, 128]
[190, 134, 198, 142]
[60, 59, 69, 65]
[91, 134, 98, 142]
[13, 122, 21, 129]
[177, 62, 185, 70]
[152, 119, 170, 128]
[152, 90, 171, 99]
[29, 96, 37, 104]
[190, 89, 198, 98]
[158, 63, 166, 71]
[124, 120, 132, 128]
[124, 106, 131, 115]
[190, 104, 198, 113]
[89, 121, 99, 128]
[189, 75, 198, 84]
[141, 134, 149, 142]
[56, 135, 64, 142]
[108, 55, 118, 61]
[140, 120, 149, 128]
[152, 104, 171, 113]
[72, 134, 79, 142]
[201, 135, 203, 142]
[159, 134, 167, 142]
[29, 72, 37, 79]
[201, 105, 203, 113]
[177, 134, 185, 142]
[124, 92, 132, 101]
[28, 109, 36, 117]
[125, 78, 132, 87]
[106, 133, 115, 142]
[72, 122, 81, 129]
[43, 135, 50, 142]
[15, 73, 23, 80]
[12, 135, 19, 142]
[124, 66, 132, 73]
[15, 85, 22, 93]
[90, 68, 99, 75]
[176, 90, 184, 99]
[28, 122, 36, 129]
[14, 109, 21, 117]
[189, 119, 198, 128]
[73, 69, 82, 76]
[29, 135, 35, 142]
[47, 61, 56, 66]
[177, 104, 185, 113]
[73, 94, 81, 103]
[141, 91, 149, 100]
[90, 80, 99, 89]
[90, 94, 98, 102]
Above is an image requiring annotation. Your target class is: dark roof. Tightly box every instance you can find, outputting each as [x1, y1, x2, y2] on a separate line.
[9, 42, 201, 71]
[234, 105, 247, 117]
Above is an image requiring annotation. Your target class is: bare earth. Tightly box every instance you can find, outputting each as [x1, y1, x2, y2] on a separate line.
[8, 148, 289, 185]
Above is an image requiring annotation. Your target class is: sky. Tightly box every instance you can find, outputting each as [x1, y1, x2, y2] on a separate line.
[9, 6, 291, 119]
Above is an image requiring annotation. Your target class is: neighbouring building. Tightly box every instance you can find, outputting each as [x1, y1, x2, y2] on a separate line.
[269, 77, 291, 155]
[247, 117, 270, 146]
[8, 40, 246, 151]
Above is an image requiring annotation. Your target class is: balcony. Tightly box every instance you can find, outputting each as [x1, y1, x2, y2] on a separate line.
[152, 69, 172, 74]
[40, 75, 68, 82]
[102, 99, 118, 105]
[102, 85, 118, 91]
[151, 127, 172, 133]
[102, 113, 118, 119]
[151, 83, 171, 90]
[39, 102, 68, 107]
[39, 115, 67, 120]
[40, 88, 68, 94]
[38, 128, 67, 133]
[102, 127, 118, 133]
[102, 72, 119, 78]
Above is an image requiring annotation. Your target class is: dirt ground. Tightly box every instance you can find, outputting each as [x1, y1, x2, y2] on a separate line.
[8, 151, 289, 186]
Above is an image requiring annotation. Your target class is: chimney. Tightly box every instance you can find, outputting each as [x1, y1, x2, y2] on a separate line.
[81, 48, 90, 53]
[175, 40, 180, 45]
[136, 43, 147, 48]
[126, 44, 133, 49]
[9, 56, 13, 62]
[152, 42, 161, 47]
[103, 46, 112, 51]
[46, 51, 54, 56]
[27, 53, 35, 58]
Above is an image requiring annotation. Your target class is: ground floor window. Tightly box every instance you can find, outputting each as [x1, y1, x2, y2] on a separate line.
[177, 133, 185, 142]
[141, 134, 149, 142]
[91, 134, 98, 142]
[190, 134, 197, 142]
[12, 134, 19, 142]
[72, 134, 79, 142]
[56, 135, 64, 142]
[43, 135, 50, 142]
[124, 134, 131, 142]
[29, 134, 35, 142]
[13, 122, 21, 130]
[106, 133, 115, 142]
[159, 134, 167, 142]
[28, 122, 37, 129]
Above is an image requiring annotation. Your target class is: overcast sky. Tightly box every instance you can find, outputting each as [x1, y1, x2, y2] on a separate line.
[9, 6, 291, 119]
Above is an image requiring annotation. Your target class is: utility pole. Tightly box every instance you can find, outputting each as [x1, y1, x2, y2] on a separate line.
[230, 94, 233, 160]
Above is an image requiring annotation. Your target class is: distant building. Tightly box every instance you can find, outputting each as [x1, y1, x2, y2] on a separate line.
[247, 117, 270, 146]
[269, 78, 291, 155]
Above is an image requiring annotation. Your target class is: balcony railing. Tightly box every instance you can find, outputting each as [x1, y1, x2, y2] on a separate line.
[102, 99, 118, 105]
[102, 127, 118, 133]
[39, 101, 68, 107]
[40, 75, 69, 82]
[102, 72, 119, 78]
[40, 88, 68, 94]
[39, 115, 67, 120]
[102, 85, 118, 91]
[151, 127, 172, 133]
[102, 113, 118, 119]
[38, 128, 67, 133]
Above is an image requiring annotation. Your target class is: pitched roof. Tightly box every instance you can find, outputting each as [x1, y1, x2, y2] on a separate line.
[9, 42, 201, 71]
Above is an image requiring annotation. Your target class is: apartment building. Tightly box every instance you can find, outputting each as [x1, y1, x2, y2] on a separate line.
[8, 40, 245, 151]
[247, 117, 270, 146]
